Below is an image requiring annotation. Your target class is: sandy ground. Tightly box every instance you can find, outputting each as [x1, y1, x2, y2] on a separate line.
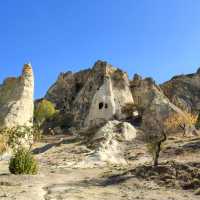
[0, 134, 200, 200]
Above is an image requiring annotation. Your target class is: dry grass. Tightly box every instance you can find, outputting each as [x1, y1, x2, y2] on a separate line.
[0, 134, 8, 155]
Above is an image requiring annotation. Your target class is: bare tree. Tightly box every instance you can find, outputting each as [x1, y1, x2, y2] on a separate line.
[143, 115, 167, 166]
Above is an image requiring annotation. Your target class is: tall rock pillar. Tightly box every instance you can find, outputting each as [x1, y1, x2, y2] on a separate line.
[0, 63, 34, 128]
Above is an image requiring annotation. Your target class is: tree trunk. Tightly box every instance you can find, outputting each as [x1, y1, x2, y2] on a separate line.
[153, 143, 161, 166]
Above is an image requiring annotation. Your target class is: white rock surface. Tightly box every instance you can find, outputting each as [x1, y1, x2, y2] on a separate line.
[0, 64, 34, 128]
[84, 63, 134, 127]
[77, 120, 137, 167]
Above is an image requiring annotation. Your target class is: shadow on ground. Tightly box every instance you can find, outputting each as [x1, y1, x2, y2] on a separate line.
[32, 137, 79, 154]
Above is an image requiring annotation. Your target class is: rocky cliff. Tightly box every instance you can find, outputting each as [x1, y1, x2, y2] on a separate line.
[44, 61, 200, 136]
[0, 64, 34, 129]
[161, 68, 200, 113]
[45, 61, 134, 128]
[130, 74, 185, 131]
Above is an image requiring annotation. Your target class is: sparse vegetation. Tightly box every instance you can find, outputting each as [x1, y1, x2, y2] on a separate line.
[33, 124, 43, 142]
[0, 126, 33, 151]
[121, 103, 137, 117]
[0, 134, 8, 155]
[7, 126, 33, 150]
[9, 147, 38, 175]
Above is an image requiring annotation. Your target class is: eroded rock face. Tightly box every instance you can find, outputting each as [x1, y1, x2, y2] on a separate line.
[76, 120, 137, 167]
[130, 75, 185, 131]
[45, 61, 134, 128]
[161, 69, 200, 113]
[0, 64, 34, 128]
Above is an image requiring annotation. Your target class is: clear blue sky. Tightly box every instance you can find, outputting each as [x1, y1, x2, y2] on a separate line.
[1, 0, 200, 99]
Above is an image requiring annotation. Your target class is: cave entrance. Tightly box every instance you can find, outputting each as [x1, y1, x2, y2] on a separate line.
[99, 102, 104, 109]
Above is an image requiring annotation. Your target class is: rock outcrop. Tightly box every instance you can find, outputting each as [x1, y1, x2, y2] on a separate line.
[45, 61, 134, 128]
[0, 64, 34, 129]
[161, 68, 200, 113]
[130, 74, 185, 132]
[76, 120, 137, 167]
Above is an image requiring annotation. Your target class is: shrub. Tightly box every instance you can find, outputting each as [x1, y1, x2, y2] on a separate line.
[9, 147, 38, 175]
[5, 126, 33, 151]
[0, 125, 41, 152]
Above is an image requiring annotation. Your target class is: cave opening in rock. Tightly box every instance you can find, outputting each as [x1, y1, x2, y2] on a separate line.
[99, 102, 104, 110]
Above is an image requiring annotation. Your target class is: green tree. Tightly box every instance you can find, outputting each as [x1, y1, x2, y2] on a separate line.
[34, 99, 57, 126]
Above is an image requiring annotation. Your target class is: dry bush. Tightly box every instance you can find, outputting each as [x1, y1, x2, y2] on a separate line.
[121, 103, 138, 117]
[164, 112, 198, 135]
[0, 134, 8, 155]
[0, 126, 34, 152]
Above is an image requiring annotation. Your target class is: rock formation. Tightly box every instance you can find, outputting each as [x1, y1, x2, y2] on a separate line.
[45, 61, 134, 128]
[0, 64, 34, 129]
[42, 61, 200, 137]
[76, 120, 137, 167]
[161, 68, 200, 113]
[130, 74, 185, 132]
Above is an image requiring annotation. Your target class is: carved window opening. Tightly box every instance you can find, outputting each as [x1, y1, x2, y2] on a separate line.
[75, 83, 82, 93]
[105, 103, 108, 109]
[89, 85, 92, 91]
[99, 102, 104, 110]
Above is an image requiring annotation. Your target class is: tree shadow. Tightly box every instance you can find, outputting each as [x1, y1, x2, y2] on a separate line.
[182, 140, 200, 151]
[74, 160, 200, 188]
[163, 138, 200, 156]
[99, 174, 134, 186]
[32, 137, 79, 154]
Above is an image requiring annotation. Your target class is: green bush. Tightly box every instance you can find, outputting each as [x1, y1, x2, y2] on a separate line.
[9, 148, 38, 175]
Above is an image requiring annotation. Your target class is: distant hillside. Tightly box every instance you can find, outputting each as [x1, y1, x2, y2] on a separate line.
[161, 68, 200, 113]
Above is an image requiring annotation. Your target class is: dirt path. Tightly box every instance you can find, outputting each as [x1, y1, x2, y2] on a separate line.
[0, 135, 200, 200]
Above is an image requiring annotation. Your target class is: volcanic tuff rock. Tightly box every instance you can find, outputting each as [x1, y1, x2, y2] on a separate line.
[130, 74, 185, 132]
[45, 61, 134, 128]
[76, 120, 137, 167]
[161, 68, 200, 113]
[0, 64, 34, 129]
